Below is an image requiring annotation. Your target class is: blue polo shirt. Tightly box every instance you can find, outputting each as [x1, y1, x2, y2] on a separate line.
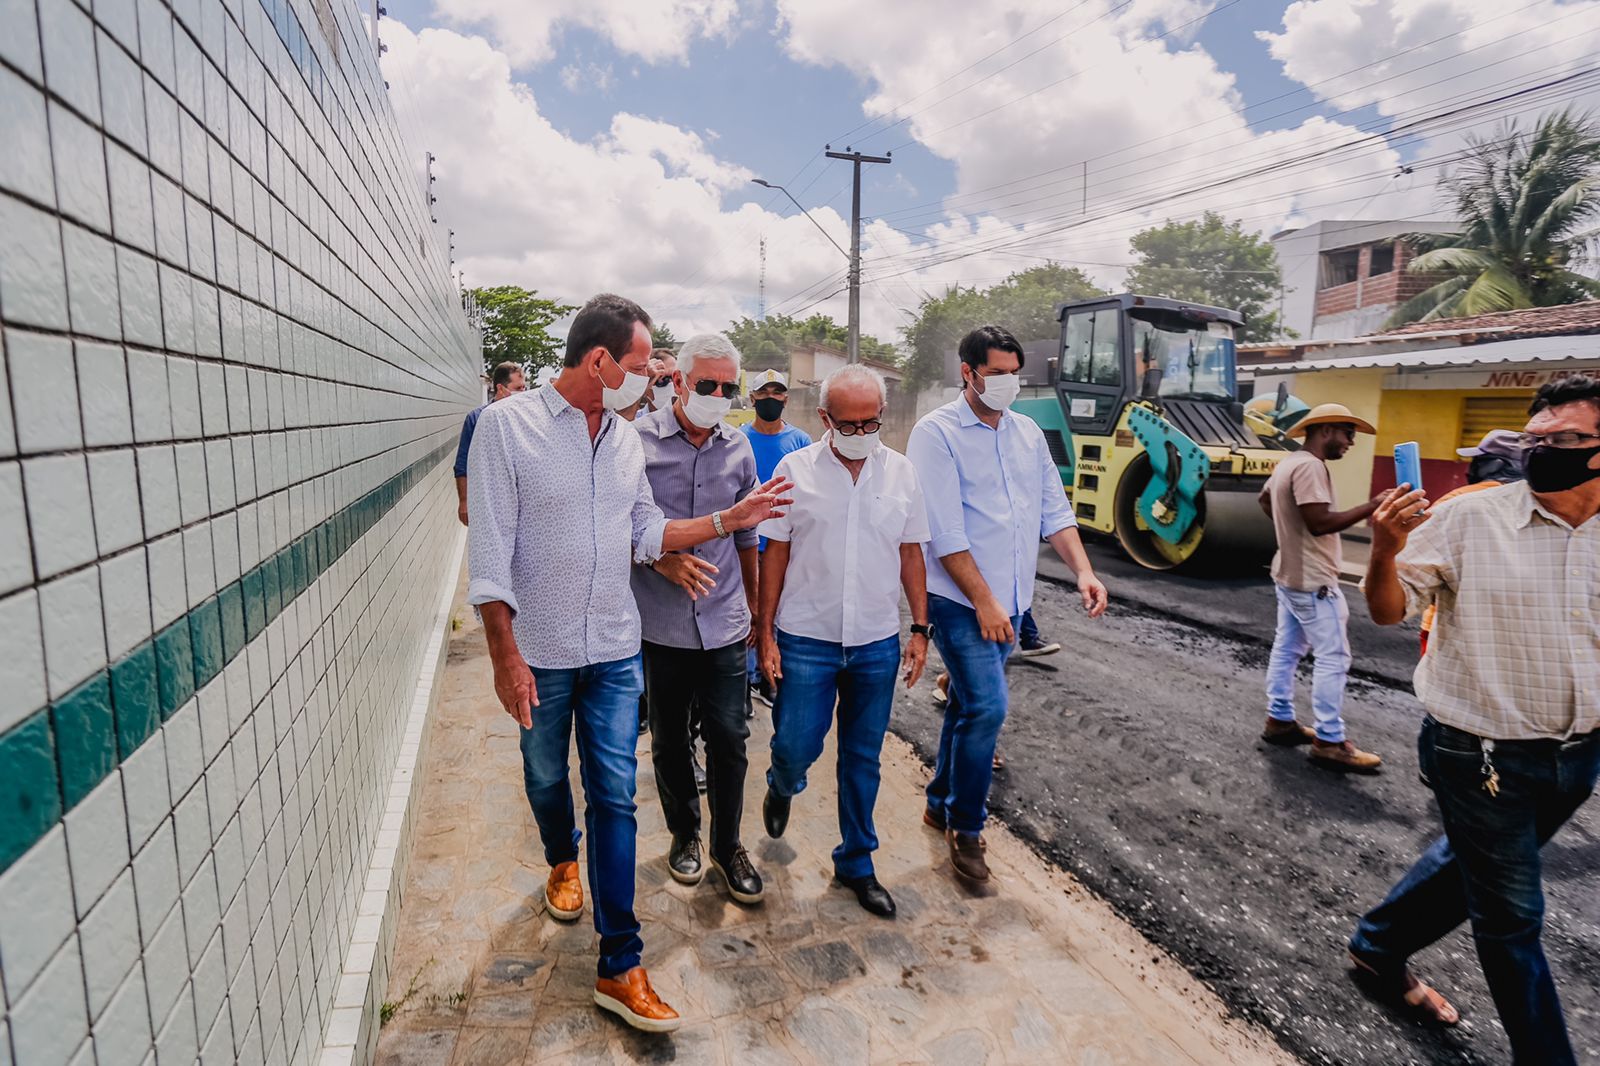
[741, 422, 811, 550]
[454, 404, 487, 478]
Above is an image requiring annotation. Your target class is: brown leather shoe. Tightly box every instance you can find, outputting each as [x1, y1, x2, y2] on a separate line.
[946, 828, 990, 883]
[545, 861, 583, 921]
[594, 966, 681, 1033]
[1310, 739, 1383, 773]
[1261, 717, 1316, 746]
[922, 807, 947, 832]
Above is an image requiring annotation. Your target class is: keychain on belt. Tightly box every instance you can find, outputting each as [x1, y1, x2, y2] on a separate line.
[1481, 739, 1500, 798]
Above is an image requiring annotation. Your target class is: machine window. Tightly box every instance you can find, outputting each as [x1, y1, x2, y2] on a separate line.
[1062, 310, 1121, 386]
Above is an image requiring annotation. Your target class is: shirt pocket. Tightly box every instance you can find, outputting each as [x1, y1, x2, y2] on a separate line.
[871, 492, 910, 533]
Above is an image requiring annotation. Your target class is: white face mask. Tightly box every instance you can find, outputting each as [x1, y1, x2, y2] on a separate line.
[650, 382, 676, 410]
[682, 391, 732, 429]
[601, 363, 649, 411]
[830, 427, 880, 462]
[973, 371, 1021, 411]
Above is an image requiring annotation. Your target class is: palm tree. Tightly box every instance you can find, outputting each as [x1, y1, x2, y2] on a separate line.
[1387, 109, 1600, 326]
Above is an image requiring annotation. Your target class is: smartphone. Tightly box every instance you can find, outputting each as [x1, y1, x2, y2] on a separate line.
[1394, 441, 1424, 499]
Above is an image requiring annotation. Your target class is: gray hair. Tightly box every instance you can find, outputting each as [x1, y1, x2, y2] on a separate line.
[820, 364, 887, 411]
[678, 332, 742, 379]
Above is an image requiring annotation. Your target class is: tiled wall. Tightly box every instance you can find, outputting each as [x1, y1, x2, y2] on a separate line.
[0, 0, 479, 1063]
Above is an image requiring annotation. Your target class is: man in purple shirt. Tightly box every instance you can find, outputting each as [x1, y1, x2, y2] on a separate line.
[632, 333, 764, 904]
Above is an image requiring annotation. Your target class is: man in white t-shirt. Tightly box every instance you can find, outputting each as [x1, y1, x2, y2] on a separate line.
[754, 365, 931, 918]
[1258, 403, 1388, 771]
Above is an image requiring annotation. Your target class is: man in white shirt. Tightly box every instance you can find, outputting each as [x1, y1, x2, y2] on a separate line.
[468, 294, 791, 1033]
[755, 365, 931, 917]
[908, 325, 1107, 885]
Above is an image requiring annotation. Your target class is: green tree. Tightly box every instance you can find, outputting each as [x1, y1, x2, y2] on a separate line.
[650, 323, 677, 348]
[900, 264, 1104, 390]
[725, 313, 897, 372]
[1125, 212, 1285, 341]
[470, 285, 575, 375]
[1387, 109, 1600, 326]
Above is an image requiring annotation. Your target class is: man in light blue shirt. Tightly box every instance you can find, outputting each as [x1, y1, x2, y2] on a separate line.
[907, 324, 1108, 885]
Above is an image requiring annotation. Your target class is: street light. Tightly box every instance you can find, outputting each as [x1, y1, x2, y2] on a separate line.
[751, 179, 849, 260]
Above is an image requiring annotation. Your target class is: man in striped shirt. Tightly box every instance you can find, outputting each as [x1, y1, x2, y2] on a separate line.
[1348, 374, 1600, 1065]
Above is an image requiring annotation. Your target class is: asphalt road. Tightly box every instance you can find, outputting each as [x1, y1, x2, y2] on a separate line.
[891, 540, 1600, 1066]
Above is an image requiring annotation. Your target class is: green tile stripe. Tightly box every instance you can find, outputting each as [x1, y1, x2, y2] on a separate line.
[0, 441, 455, 873]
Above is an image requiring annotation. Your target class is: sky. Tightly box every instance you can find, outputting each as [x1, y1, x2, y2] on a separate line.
[372, 0, 1600, 343]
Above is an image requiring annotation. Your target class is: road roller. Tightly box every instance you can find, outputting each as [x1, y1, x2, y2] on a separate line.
[1012, 293, 1298, 571]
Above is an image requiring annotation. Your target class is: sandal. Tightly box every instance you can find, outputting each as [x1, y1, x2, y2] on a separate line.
[1348, 950, 1460, 1026]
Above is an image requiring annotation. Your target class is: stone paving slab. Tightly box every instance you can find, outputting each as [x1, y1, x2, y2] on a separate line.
[375, 574, 1294, 1065]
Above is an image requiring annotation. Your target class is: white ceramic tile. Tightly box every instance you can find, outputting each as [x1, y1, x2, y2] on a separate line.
[193, 279, 222, 359]
[95, 0, 139, 59]
[197, 360, 227, 435]
[88, 449, 144, 556]
[106, 142, 155, 254]
[146, 531, 187, 629]
[177, 109, 208, 201]
[182, 522, 215, 606]
[48, 101, 110, 232]
[155, 982, 198, 1066]
[116, 247, 163, 347]
[0, 65, 54, 204]
[168, 357, 202, 440]
[77, 342, 133, 446]
[38, 0, 100, 120]
[0, 588, 45, 730]
[0, 463, 32, 598]
[142, 901, 189, 1026]
[181, 855, 220, 968]
[0, 827, 74, 997]
[79, 869, 140, 1022]
[173, 776, 211, 885]
[136, 445, 180, 536]
[211, 510, 241, 585]
[163, 696, 203, 804]
[0, 0, 41, 83]
[131, 817, 179, 943]
[23, 453, 96, 578]
[136, 0, 175, 91]
[8, 934, 89, 1066]
[199, 999, 232, 1065]
[100, 548, 152, 665]
[65, 772, 132, 918]
[0, 194, 70, 330]
[151, 172, 186, 269]
[92, 963, 151, 1066]
[0, 341, 13, 459]
[6, 329, 79, 453]
[38, 564, 105, 698]
[127, 348, 173, 443]
[121, 728, 169, 851]
[160, 265, 196, 355]
[96, 27, 145, 152]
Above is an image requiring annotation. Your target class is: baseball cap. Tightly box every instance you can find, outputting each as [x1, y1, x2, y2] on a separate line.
[748, 369, 788, 392]
[1456, 429, 1524, 460]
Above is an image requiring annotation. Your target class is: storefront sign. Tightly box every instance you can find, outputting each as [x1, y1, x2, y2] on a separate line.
[1382, 365, 1600, 391]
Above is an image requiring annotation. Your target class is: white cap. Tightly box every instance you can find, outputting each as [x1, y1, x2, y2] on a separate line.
[748, 369, 788, 391]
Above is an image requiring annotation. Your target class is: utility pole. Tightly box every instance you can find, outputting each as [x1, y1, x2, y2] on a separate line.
[758, 235, 767, 320]
[825, 146, 891, 363]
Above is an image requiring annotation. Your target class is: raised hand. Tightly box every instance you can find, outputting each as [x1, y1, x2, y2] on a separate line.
[725, 475, 795, 530]
[1371, 486, 1431, 557]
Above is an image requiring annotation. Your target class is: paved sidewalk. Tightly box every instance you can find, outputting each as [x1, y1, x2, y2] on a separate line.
[374, 575, 1293, 1065]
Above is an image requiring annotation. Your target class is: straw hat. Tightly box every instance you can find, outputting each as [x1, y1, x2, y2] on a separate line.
[1287, 402, 1376, 437]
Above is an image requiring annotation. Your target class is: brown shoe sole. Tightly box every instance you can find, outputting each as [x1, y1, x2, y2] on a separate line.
[1261, 726, 1314, 746]
[1309, 750, 1383, 774]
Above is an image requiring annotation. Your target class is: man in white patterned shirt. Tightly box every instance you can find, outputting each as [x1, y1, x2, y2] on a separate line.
[467, 294, 791, 1033]
[1347, 374, 1600, 1065]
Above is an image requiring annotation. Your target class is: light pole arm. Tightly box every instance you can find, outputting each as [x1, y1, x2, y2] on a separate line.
[752, 179, 850, 261]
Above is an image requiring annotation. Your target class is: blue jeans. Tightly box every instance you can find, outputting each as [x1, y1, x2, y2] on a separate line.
[1018, 608, 1040, 647]
[519, 655, 645, 978]
[1265, 583, 1351, 743]
[766, 630, 899, 879]
[926, 594, 1019, 835]
[747, 645, 761, 686]
[1351, 716, 1600, 1065]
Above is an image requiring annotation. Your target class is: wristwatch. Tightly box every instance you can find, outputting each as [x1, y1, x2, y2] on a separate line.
[909, 623, 932, 639]
[711, 510, 729, 539]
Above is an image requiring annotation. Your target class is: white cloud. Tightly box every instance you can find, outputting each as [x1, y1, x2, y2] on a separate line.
[559, 60, 615, 94]
[429, 0, 740, 67]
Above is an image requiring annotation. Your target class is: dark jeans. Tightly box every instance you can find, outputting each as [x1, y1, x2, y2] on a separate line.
[926, 593, 1019, 835]
[519, 655, 645, 978]
[642, 640, 750, 858]
[767, 630, 899, 879]
[1350, 716, 1600, 1065]
[1018, 608, 1039, 646]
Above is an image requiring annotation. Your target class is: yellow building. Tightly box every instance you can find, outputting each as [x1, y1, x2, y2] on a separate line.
[1242, 303, 1600, 507]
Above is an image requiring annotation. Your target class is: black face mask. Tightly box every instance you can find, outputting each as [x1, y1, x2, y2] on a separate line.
[1525, 444, 1600, 494]
[753, 397, 786, 422]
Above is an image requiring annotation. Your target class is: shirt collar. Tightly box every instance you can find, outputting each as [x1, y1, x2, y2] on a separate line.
[955, 393, 1005, 431]
[1505, 478, 1595, 532]
[640, 405, 736, 443]
[539, 384, 580, 419]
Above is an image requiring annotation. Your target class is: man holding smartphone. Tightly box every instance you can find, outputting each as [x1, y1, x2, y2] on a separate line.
[1257, 402, 1388, 771]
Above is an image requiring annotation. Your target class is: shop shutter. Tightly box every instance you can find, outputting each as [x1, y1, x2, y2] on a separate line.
[1459, 395, 1530, 450]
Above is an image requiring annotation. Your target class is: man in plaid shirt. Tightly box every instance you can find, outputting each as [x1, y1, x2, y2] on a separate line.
[1347, 374, 1600, 1065]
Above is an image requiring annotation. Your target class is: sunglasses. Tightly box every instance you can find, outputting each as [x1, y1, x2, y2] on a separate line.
[653, 376, 672, 388]
[830, 417, 883, 436]
[691, 379, 739, 398]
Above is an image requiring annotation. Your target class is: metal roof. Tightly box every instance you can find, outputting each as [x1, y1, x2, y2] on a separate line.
[1250, 334, 1600, 374]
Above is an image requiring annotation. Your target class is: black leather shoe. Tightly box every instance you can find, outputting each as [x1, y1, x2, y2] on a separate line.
[710, 845, 765, 905]
[763, 788, 791, 839]
[667, 835, 703, 885]
[835, 874, 896, 918]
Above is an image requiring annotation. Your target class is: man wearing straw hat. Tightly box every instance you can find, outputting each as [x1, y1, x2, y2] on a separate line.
[1257, 402, 1390, 772]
